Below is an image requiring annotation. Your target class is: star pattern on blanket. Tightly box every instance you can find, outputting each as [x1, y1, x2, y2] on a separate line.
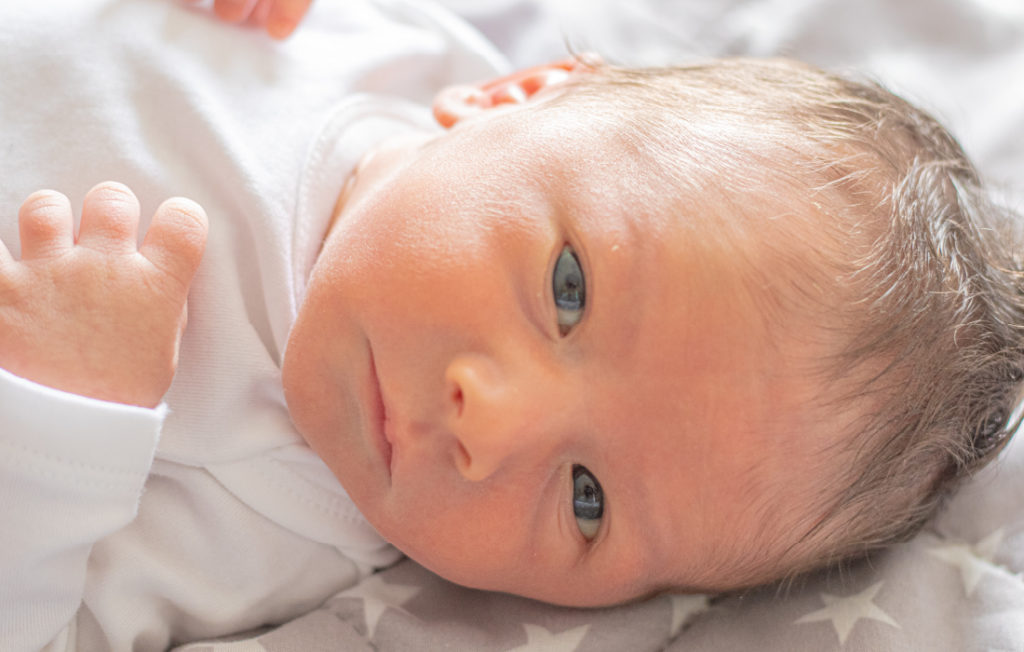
[505, 624, 590, 652]
[794, 581, 899, 645]
[927, 528, 1005, 596]
[336, 573, 420, 639]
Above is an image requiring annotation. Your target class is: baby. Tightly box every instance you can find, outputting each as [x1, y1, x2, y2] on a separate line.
[2, 0, 1022, 649]
[289, 57, 1024, 602]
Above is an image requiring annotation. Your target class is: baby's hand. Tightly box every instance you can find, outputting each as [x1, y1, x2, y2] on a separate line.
[186, 0, 314, 40]
[0, 182, 208, 408]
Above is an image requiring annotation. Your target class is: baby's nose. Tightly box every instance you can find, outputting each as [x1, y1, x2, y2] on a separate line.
[444, 353, 563, 482]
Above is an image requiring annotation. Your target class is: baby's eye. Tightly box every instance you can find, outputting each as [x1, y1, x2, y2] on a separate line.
[572, 465, 603, 540]
[553, 245, 585, 336]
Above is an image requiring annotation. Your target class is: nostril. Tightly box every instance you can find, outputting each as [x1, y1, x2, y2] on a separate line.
[451, 385, 464, 418]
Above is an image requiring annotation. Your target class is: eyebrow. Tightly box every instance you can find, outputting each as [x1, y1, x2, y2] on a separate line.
[586, 213, 647, 360]
[612, 457, 662, 587]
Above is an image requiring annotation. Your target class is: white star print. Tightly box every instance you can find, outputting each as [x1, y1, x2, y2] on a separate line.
[505, 623, 590, 652]
[928, 528, 1005, 596]
[667, 594, 709, 638]
[794, 581, 899, 645]
[337, 574, 420, 639]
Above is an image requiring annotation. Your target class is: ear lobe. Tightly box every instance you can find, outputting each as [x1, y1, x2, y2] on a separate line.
[432, 57, 593, 129]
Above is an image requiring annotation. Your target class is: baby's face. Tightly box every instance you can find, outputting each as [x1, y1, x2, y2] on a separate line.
[283, 97, 838, 605]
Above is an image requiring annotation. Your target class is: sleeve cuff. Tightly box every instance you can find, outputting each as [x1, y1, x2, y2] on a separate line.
[0, 366, 166, 486]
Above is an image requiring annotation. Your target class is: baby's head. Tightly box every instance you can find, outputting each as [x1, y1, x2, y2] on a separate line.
[282, 56, 1024, 606]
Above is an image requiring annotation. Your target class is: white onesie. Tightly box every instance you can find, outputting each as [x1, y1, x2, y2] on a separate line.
[0, 1, 504, 650]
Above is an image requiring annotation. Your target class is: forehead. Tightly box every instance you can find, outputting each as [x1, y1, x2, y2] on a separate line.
[586, 223, 825, 582]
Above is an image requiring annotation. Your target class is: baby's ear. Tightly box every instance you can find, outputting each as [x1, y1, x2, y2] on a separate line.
[432, 57, 595, 129]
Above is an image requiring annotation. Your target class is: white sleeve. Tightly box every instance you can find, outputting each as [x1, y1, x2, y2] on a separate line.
[0, 367, 166, 652]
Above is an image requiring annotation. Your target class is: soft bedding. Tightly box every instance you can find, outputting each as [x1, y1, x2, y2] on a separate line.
[178, 0, 1024, 650]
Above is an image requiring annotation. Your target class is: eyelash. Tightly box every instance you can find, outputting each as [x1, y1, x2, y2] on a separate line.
[572, 464, 604, 542]
[552, 244, 586, 336]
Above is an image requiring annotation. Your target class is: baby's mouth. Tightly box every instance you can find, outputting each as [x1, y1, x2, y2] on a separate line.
[367, 346, 394, 477]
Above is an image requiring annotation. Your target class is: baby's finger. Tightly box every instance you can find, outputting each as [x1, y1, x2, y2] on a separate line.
[266, 0, 313, 39]
[214, 0, 260, 23]
[0, 236, 12, 268]
[140, 197, 208, 290]
[249, 0, 273, 25]
[78, 182, 141, 253]
[18, 190, 74, 259]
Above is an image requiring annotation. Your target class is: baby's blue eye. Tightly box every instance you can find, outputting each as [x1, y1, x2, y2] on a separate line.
[553, 245, 585, 336]
[572, 465, 603, 540]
